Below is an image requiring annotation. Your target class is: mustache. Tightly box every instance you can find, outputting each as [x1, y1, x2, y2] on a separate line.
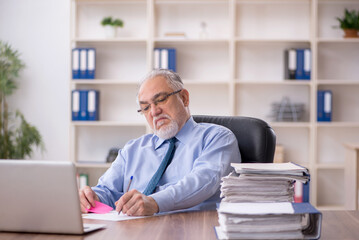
[153, 114, 171, 129]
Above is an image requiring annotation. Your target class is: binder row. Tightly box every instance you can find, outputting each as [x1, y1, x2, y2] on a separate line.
[72, 48, 96, 79]
[72, 90, 99, 121]
[284, 48, 311, 80]
[153, 48, 176, 72]
[317, 90, 332, 122]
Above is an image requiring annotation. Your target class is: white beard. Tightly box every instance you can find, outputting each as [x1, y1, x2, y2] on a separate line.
[153, 114, 179, 139]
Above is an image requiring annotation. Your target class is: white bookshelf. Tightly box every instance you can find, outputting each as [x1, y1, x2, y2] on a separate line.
[70, 0, 359, 210]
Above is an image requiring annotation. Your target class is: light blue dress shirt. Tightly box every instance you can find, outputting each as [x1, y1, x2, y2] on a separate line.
[92, 117, 241, 212]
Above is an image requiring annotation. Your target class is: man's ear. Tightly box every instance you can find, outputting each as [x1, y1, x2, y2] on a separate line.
[180, 89, 190, 107]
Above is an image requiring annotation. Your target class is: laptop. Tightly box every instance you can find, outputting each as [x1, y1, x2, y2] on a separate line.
[0, 160, 105, 234]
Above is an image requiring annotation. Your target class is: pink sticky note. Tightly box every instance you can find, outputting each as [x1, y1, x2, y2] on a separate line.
[88, 201, 113, 214]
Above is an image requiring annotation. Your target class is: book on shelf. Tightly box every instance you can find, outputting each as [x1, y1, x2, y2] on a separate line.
[153, 48, 176, 72]
[72, 89, 100, 121]
[317, 90, 332, 122]
[284, 48, 311, 80]
[72, 47, 96, 79]
[284, 48, 296, 80]
[87, 90, 100, 121]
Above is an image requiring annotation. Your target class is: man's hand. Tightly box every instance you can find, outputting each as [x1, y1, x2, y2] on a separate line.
[115, 189, 159, 216]
[79, 186, 100, 213]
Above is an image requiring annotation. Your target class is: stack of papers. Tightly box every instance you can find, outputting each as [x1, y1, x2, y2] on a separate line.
[215, 202, 321, 240]
[220, 162, 309, 203]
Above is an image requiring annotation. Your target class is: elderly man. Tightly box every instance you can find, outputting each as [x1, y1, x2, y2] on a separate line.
[79, 69, 241, 216]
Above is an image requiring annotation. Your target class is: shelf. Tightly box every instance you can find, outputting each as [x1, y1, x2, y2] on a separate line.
[316, 163, 345, 169]
[75, 162, 112, 168]
[235, 38, 311, 43]
[154, 38, 229, 43]
[317, 122, 359, 128]
[270, 122, 311, 128]
[317, 80, 359, 85]
[317, 38, 359, 43]
[236, 80, 311, 86]
[72, 38, 147, 43]
[71, 121, 147, 127]
[71, 79, 139, 85]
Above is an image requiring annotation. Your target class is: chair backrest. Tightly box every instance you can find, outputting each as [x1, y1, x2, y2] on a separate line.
[193, 115, 276, 163]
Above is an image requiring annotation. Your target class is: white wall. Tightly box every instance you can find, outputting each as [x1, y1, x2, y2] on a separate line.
[0, 0, 70, 160]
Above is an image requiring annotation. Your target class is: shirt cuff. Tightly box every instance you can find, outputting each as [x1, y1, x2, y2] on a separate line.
[150, 190, 175, 213]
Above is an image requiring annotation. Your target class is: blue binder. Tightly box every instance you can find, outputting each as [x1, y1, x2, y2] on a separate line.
[87, 90, 99, 121]
[71, 90, 80, 121]
[79, 90, 88, 121]
[154, 48, 177, 72]
[296, 49, 311, 80]
[303, 49, 311, 80]
[86, 48, 96, 79]
[167, 48, 176, 72]
[72, 48, 80, 79]
[317, 90, 332, 122]
[79, 49, 87, 79]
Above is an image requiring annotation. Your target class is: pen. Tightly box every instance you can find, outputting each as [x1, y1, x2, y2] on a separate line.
[118, 176, 133, 215]
[126, 176, 133, 192]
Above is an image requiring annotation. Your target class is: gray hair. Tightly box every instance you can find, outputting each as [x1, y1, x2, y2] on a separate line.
[138, 69, 184, 94]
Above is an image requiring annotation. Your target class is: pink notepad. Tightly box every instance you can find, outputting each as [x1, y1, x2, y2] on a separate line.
[88, 201, 113, 214]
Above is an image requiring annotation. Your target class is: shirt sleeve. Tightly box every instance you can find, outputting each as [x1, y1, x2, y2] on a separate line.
[91, 151, 126, 208]
[150, 128, 241, 212]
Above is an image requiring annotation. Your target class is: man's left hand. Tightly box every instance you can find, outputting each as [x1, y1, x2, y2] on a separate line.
[115, 189, 159, 216]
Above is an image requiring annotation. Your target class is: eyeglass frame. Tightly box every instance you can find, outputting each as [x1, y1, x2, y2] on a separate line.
[137, 89, 183, 114]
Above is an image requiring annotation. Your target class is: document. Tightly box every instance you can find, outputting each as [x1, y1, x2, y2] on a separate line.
[215, 202, 322, 240]
[83, 210, 150, 221]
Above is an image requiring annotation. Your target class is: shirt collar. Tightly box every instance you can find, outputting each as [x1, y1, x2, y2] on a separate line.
[154, 116, 196, 149]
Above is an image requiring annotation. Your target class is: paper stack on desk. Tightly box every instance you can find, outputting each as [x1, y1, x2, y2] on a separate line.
[215, 202, 322, 240]
[215, 162, 321, 239]
[220, 162, 309, 203]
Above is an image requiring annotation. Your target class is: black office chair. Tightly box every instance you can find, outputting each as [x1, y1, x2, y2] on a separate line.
[193, 115, 276, 163]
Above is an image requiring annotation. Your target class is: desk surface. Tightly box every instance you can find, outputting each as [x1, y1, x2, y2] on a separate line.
[1, 210, 359, 240]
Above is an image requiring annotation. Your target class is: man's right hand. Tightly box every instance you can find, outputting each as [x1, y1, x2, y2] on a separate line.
[79, 186, 100, 213]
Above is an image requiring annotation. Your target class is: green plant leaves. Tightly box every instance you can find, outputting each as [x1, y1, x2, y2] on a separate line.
[101, 16, 124, 28]
[336, 8, 359, 30]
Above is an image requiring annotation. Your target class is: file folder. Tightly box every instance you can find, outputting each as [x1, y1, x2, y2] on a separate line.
[87, 48, 96, 79]
[154, 48, 177, 72]
[71, 90, 80, 121]
[79, 49, 87, 79]
[72, 48, 80, 79]
[153, 48, 161, 69]
[79, 90, 88, 121]
[87, 90, 99, 121]
[284, 49, 296, 80]
[317, 90, 332, 122]
[303, 49, 311, 80]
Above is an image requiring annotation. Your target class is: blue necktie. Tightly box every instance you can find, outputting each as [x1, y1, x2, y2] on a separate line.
[143, 137, 176, 196]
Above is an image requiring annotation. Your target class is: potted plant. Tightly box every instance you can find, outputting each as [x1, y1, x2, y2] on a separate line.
[0, 41, 44, 159]
[336, 8, 359, 38]
[101, 16, 124, 38]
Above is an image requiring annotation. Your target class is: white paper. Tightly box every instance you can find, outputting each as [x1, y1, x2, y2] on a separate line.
[218, 202, 294, 215]
[82, 210, 150, 221]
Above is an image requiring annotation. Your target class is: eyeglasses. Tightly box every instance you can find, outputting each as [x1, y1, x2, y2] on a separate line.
[137, 89, 182, 114]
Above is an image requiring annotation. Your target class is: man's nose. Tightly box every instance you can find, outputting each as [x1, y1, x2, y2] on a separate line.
[150, 103, 162, 116]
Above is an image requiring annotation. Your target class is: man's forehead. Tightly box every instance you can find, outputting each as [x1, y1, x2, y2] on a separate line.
[138, 76, 172, 99]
